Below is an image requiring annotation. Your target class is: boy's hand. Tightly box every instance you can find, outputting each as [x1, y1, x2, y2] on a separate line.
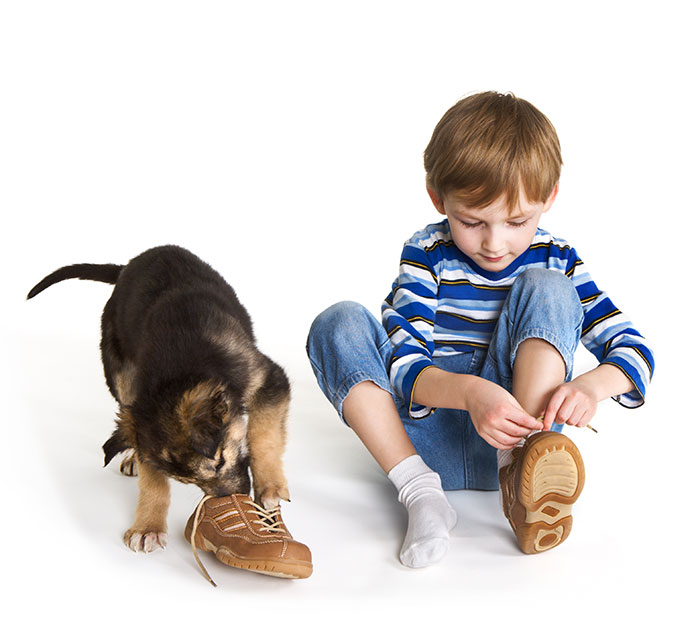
[542, 379, 597, 431]
[466, 378, 543, 450]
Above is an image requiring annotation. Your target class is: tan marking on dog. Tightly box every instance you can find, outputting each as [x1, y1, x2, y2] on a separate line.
[175, 380, 227, 424]
[116, 406, 138, 449]
[243, 358, 267, 405]
[226, 415, 247, 445]
[206, 322, 266, 404]
[114, 361, 138, 405]
[206, 316, 253, 355]
[194, 459, 217, 482]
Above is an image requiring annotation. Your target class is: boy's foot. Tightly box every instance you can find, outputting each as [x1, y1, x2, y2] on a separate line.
[388, 455, 457, 568]
[499, 431, 585, 554]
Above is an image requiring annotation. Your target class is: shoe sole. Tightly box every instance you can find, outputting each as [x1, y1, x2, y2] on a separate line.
[511, 432, 585, 554]
[188, 528, 313, 579]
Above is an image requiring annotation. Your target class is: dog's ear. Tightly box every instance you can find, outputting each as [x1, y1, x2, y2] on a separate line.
[190, 412, 223, 459]
[180, 383, 230, 459]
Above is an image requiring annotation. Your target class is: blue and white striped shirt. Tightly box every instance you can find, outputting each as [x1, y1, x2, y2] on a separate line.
[381, 220, 654, 419]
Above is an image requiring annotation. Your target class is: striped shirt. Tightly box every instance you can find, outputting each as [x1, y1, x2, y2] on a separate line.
[381, 220, 654, 419]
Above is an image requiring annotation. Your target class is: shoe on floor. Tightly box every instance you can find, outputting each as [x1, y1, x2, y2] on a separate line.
[499, 431, 585, 554]
[185, 493, 313, 580]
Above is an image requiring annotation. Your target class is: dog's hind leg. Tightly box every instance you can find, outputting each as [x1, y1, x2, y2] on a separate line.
[102, 305, 141, 478]
[247, 358, 291, 510]
[123, 458, 170, 553]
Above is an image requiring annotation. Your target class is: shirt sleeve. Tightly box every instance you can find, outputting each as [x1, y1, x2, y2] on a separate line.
[381, 240, 439, 418]
[565, 250, 655, 407]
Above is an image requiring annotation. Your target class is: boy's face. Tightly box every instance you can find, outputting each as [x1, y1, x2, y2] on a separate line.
[428, 185, 558, 273]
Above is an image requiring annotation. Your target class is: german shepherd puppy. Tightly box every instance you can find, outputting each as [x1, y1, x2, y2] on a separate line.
[27, 245, 290, 553]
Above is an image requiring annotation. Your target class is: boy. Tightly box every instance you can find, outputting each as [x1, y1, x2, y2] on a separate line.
[306, 92, 653, 567]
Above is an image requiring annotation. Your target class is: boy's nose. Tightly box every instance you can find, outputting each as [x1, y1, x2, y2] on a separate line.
[483, 229, 504, 253]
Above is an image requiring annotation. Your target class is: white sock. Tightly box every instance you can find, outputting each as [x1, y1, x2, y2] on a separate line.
[497, 447, 515, 471]
[497, 429, 541, 471]
[387, 455, 457, 568]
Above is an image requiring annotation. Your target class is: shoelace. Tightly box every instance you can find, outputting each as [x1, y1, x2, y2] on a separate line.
[189, 495, 288, 587]
[242, 499, 287, 534]
[536, 415, 597, 433]
[190, 494, 217, 587]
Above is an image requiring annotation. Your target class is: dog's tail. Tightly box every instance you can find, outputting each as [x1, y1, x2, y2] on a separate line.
[27, 263, 124, 299]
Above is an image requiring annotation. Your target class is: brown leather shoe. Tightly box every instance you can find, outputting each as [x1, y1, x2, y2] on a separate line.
[185, 494, 313, 582]
[499, 431, 585, 554]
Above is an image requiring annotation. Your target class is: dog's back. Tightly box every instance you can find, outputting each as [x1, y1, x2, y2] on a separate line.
[29, 245, 258, 404]
[106, 246, 255, 361]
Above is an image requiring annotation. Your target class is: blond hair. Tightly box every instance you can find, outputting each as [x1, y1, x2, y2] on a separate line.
[424, 91, 562, 210]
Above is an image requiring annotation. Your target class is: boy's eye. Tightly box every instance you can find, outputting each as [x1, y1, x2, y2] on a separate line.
[461, 221, 482, 228]
[508, 220, 529, 228]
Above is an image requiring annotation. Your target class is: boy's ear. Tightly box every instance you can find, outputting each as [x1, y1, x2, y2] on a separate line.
[427, 187, 446, 215]
[542, 183, 559, 213]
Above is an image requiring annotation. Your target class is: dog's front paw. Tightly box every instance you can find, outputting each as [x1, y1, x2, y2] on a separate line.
[120, 450, 138, 476]
[123, 528, 168, 553]
[256, 482, 291, 510]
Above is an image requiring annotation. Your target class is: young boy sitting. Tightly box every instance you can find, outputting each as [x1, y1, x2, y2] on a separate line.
[306, 91, 654, 567]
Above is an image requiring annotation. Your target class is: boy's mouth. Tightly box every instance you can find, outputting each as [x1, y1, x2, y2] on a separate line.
[481, 254, 506, 263]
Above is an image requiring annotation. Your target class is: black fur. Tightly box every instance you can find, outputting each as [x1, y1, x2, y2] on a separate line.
[27, 263, 123, 299]
[103, 428, 129, 467]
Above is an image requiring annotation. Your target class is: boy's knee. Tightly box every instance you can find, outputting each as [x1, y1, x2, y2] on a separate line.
[513, 268, 579, 306]
[307, 301, 371, 353]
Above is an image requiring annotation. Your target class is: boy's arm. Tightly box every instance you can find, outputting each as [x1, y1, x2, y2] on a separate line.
[542, 248, 654, 429]
[381, 239, 441, 419]
[413, 367, 543, 450]
[568, 249, 654, 406]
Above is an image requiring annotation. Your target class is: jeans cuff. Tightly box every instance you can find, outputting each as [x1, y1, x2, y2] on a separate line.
[334, 372, 395, 425]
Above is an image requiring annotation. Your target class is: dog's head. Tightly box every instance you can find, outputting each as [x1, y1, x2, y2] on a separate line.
[106, 381, 251, 496]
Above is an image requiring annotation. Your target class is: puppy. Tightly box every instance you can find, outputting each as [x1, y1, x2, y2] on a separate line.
[28, 245, 290, 552]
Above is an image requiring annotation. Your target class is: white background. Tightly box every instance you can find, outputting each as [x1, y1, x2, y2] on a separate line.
[1, 1, 697, 624]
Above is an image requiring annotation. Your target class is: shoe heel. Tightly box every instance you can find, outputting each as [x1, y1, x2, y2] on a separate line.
[184, 519, 211, 551]
[516, 433, 585, 554]
[517, 517, 573, 554]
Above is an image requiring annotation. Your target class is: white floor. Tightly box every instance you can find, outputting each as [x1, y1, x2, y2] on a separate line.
[3, 3, 697, 623]
[4, 333, 693, 625]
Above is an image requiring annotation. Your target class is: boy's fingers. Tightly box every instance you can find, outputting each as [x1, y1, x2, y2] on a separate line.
[483, 432, 513, 450]
[555, 396, 576, 425]
[482, 427, 523, 450]
[495, 433, 524, 449]
[570, 405, 591, 428]
[502, 419, 537, 439]
[578, 409, 594, 428]
[511, 409, 543, 432]
[543, 389, 565, 430]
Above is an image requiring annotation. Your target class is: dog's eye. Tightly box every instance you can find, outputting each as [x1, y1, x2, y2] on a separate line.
[215, 455, 225, 472]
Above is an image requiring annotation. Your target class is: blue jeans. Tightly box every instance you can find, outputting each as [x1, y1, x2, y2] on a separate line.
[306, 268, 584, 491]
